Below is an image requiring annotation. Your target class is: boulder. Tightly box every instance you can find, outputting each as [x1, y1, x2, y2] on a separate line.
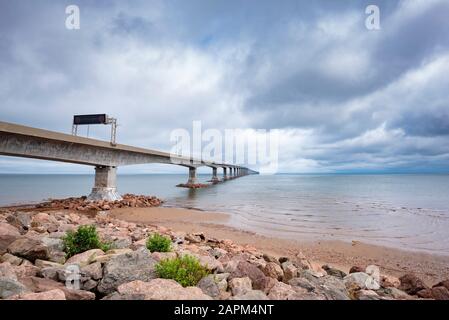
[209, 248, 228, 259]
[215, 273, 230, 292]
[322, 265, 347, 279]
[7, 238, 50, 262]
[249, 257, 266, 270]
[349, 266, 364, 273]
[20, 276, 95, 300]
[81, 262, 103, 280]
[0, 222, 21, 254]
[378, 287, 414, 300]
[31, 212, 57, 226]
[111, 237, 132, 249]
[278, 257, 289, 264]
[229, 261, 268, 291]
[91, 253, 123, 264]
[65, 249, 105, 267]
[281, 261, 298, 282]
[0, 253, 23, 266]
[13, 289, 66, 300]
[197, 255, 224, 272]
[294, 252, 312, 270]
[130, 238, 147, 250]
[416, 288, 433, 299]
[223, 260, 239, 273]
[267, 281, 308, 300]
[97, 249, 157, 295]
[262, 262, 284, 281]
[289, 273, 350, 300]
[380, 274, 400, 288]
[6, 212, 31, 233]
[262, 254, 280, 265]
[101, 292, 145, 300]
[262, 276, 278, 293]
[417, 286, 449, 300]
[0, 277, 27, 299]
[150, 251, 177, 262]
[81, 279, 98, 291]
[13, 260, 39, 278]
[343, 272, 380, 290]
[433, 280, 449, 290]
[309, 262, 326, 277]
[62, 287, 96, 300]
[117, 279, 212, 300]
[229, 277, 252, 296]
[398, 274, 428, 295]
[105, 248, 133, 255]
[430, 286, 449, 300]
[355, 289, 381, 300]
[197, 275, 222, 298]
[185, 233, 202, 243]
[39, 267, 62, 281]
[230, 290, 268, 300]
[34, 259, 63, 269]
[319, 275, 351, 300]
[41, 237, 66, 264]
[0, 262, 17, 280]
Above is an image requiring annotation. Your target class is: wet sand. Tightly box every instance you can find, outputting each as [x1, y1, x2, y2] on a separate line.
[111, 207, 449, 286]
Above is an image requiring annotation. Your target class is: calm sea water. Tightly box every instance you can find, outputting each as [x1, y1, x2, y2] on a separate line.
[1, 174, 449, 255]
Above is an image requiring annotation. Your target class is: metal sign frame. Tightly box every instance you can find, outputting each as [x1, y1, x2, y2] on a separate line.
[72, 114, 117, 146]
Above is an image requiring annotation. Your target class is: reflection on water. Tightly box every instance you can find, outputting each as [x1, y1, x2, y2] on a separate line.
[1, 174, 449, 255]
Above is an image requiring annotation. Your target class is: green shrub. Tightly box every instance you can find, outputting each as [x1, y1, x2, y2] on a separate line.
[146, 233, 172, 252]
[155, 255, 209, 287]
[62, 225, 111, 258]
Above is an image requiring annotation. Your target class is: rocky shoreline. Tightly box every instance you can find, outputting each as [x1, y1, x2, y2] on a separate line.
[1, 195, 448, 300]
[35, 194, 163, 212]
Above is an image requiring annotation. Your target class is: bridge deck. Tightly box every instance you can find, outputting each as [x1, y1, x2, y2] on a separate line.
[0, 121, 236, 168]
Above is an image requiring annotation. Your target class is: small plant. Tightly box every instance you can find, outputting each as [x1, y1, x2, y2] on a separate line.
[146, 233, 172, 252]
[62, 225, 111, 258]
[155, 255, 209, 287]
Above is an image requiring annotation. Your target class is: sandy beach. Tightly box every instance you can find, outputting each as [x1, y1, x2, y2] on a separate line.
[110, 207, 449, 286]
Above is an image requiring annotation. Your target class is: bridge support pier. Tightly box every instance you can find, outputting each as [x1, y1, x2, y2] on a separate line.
[187, 167, 197, 185]
[87, 166, 122, 201]
[211, 167, 219, 183]
[223, 168, 228, 180]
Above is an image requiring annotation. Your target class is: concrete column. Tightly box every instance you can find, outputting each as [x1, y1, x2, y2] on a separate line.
[211, 167, 219, 183]
[88, 166, 122, 201]
[187, 167, 197, 185]
[223, 167, 228, 180]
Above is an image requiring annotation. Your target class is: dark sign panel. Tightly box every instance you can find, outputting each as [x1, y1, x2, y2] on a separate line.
[73, 114, 107, 125]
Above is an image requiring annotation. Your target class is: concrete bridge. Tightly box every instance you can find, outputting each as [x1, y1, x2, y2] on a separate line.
[0, 121, 257, 201]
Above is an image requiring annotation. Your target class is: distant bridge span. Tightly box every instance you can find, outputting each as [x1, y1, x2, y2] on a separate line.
[0, 121, 257, 200]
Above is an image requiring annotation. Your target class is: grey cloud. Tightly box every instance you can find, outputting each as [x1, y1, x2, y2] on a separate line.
[0, 0, 448, 173]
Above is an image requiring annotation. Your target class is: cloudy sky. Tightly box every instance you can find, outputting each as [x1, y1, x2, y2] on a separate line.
[0, 0, 448, 174]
